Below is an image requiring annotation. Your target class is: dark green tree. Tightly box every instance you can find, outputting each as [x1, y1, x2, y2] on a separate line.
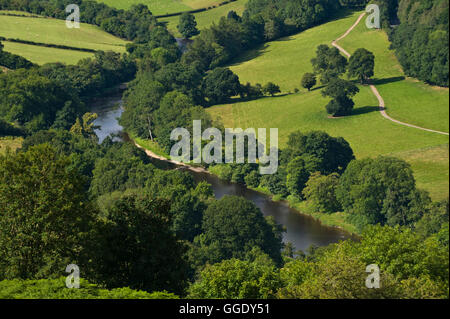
[301, 72, 317, 91]
[202, 67, 241, 105]
[192, 195, 284, 266]
[262, 82, 281, 96]
[348, 48, 375, 84]
[177, 12, 200, 39]
[311, 45, 348, 84]
[322, 78, 360, 116]
[88, 195, 189, 295]
[285, 130, 355, 175]
[0, 145, 95, 280]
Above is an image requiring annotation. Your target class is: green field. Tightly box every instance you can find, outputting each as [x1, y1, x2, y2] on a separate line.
[2, 41, 94, 65]
[338, 18, 449, 133]
[96, 0, 223, 13]
[0, 14, 129, 65]
[207, 11, 449, 200]
[159, 0, 248, 37]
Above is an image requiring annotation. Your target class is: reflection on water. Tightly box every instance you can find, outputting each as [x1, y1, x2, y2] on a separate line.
[188, 170, 351, 252]
[91, 94, 353, 252]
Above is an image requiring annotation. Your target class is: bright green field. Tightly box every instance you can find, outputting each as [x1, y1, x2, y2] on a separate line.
[0, 15, 128, 51]
[159, 0, 248, 37]
[2, 41, 94, 65]
[96, 0, 222, 13]
[338, 17, 449, 133]
[207, 11, 449, 200]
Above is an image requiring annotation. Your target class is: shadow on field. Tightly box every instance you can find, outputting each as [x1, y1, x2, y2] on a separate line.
[371, 76, 405, 85]
[228, 44, 270, 66]
[352, 106, 379, 116]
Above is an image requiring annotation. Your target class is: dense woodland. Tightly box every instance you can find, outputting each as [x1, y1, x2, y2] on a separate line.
[0, 0, 448, 299]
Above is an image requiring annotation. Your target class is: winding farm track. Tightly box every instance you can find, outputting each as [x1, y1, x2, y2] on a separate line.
[332, 12, 449, 136]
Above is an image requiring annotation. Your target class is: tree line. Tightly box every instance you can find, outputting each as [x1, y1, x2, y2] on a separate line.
[0, 130, 447, 298]
[0, 51, 135, 134]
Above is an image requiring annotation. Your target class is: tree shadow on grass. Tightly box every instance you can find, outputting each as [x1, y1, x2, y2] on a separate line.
[371, 76, 405, 86]
[351, 106, 380, 116]
[227, 44, 270, 67]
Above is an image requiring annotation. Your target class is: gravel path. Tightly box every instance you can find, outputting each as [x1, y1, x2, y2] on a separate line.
[332, 13, 449, 136]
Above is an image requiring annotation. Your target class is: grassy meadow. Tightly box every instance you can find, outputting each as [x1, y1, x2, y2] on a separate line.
[159, 0, 248, 37]
[1, 41, 95, 65]
[96, 0, 223, 13]
[207, 11, 449, 200]
[0, 14, 129, 65]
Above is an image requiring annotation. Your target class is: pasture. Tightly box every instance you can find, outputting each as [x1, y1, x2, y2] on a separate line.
[207, 11, 449, 200]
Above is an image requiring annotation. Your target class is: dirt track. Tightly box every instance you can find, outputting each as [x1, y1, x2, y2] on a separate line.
[332, 13, 449, 136]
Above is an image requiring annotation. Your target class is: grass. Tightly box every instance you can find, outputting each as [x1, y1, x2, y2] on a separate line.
[207, 10, 449, 200]
[159, 0, 248, 37]
[96, 0, 223, 14]
[0, 137, 23, 155]
[337, 17, 449, 133]
[0, 15, 129, 51]
[2, 41, 94, 65]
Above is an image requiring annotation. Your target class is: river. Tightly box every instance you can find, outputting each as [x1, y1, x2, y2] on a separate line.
[91, 93, 352, 252]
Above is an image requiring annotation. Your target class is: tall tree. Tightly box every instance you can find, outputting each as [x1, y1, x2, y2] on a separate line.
[322, 78, 359, 116]
[301, 73, 317, 91]
[0, 145, 95, 280]
[88, 195, 189, 295]
[177, 12, 200, 39]
[191, 195, 284, 267]
[311, 45, 348, 84]
[348, 48, 375, 84]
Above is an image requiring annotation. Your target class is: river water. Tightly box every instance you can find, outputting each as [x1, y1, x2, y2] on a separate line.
[91, 93, 352, 252]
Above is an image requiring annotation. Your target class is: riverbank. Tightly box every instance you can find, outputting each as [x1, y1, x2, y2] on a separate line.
[130, 135, 358, 235]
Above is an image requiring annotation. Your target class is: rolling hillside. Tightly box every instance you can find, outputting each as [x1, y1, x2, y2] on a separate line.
[96, 0, 224, 14]
[159, 0, 248, 37]
[207, 11, 449, 200]
[0, 14, 129, 65]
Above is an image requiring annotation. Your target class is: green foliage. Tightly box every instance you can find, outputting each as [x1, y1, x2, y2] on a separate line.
[0, 144, 95, 280]
[285, 130, 355, 175]
[391, 0, 449, 87]
[89, 142, 155, 198]
[202, 67, 241, 105]
[322, 78, 360, 116]
[336, 157, 427, 230]
[415, 199, 449, 240]
[352, 225, 449, 288]
[262, 82, 281, 96]
[285, 157, 310, 198]
[301, 72, 316, 91]
[87, 195, 189, 295]
[348, 48, 375, 84]
[188, 255, 282, 299]
[21, 129, 104, 181]
[177, 12, 200, 39]
[311, 44, 348, 85]
[0, 278, 178, 299]
[278, 225, 449, 299]
[191, 195, 284, 267]
[303, 172, 341, 213]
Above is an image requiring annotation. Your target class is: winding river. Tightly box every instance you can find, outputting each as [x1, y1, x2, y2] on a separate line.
[91, 92, 353, 252]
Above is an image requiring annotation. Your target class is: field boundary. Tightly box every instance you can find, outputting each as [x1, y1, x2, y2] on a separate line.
[332, 12, 449, 136]
[1, 37, 98, 53]
[155, 0, 237, 18]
